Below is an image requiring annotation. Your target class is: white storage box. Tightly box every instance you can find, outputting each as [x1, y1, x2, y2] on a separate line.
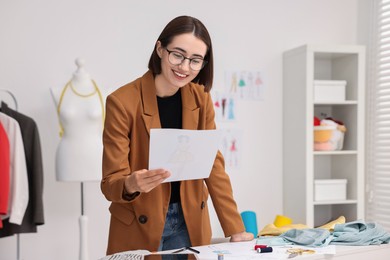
[314, 80, 346, 102]
[314, 179, 347, 201]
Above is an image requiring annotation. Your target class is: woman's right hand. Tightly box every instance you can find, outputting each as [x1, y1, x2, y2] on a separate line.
[124, 168, 171, 194]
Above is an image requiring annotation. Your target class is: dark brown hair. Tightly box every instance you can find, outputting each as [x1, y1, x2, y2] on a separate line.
[148, 15, 214, 92]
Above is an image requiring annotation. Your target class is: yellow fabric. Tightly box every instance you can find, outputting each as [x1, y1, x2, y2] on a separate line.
[258, 215, 346, 236]
[317, 215, 346, 231]
[258, 223, 309, 236]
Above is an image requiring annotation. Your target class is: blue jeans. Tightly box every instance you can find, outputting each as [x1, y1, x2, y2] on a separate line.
[158, 202, 191, 251]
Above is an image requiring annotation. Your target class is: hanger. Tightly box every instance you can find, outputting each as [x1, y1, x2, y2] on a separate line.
[0, 89, 18, 111]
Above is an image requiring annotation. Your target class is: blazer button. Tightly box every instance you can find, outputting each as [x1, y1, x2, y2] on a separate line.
[139, 215, 148, 224]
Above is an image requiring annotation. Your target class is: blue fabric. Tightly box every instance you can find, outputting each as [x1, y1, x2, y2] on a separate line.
[256, 236, 292, 246]
[158, 203, 191, 251]
[331, 220, 390, 245]
[281, 228, 332, 247]
[257, 220, 390, 247]
[257, 228, 331, 247]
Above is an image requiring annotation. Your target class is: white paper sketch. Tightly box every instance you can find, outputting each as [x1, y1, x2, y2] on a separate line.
[168, 134, 194, 180]
[149, 129, 221, 182]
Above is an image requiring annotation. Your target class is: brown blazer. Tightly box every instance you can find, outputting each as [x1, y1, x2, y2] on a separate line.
[101, 70, 245, 255]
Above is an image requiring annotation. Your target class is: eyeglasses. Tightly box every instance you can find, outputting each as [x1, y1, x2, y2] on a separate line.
[165, 48, 207, 71]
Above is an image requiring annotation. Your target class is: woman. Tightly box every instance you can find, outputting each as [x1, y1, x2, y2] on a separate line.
[101, 15, 253, 255]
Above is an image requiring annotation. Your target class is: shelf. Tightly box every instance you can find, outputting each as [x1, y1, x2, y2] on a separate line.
[283, 44, 365, 227]
[314, 101, 358, 105]
[314, 200, 358, 205]
[314, 150, 358, 155]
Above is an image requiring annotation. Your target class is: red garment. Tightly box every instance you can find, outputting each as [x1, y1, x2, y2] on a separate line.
[0, 122, 10, 228]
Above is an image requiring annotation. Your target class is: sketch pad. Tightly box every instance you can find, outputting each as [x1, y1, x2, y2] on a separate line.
[149, 129, 220, 182]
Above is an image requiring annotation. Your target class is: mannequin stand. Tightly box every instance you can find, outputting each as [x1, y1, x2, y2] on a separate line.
[17, 234, 20, 260]
[79, 182, 89, 260]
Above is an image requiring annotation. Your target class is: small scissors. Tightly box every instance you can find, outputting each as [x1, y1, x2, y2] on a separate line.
[287, 248, 315, 258]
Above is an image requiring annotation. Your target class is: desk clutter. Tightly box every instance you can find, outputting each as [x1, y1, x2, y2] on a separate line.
[99, 241, 332, 259]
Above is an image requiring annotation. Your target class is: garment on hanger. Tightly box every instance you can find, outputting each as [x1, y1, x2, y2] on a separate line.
[0, 122, 10, 229]
[0, 111, 29, 227]
[0, 101, 45, 237]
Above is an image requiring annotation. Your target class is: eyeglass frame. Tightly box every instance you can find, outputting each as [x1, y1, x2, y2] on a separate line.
[164, 48, 208, 71]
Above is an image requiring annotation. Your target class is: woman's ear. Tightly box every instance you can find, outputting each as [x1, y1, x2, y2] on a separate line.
[156, 41, 163, 58]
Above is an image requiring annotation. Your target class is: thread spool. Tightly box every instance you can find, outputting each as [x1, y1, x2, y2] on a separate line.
[274, 214, 292, 227]
[257, 247, 273, 253]
[254, 245, 267, 250]
[240, 211, 258, 237]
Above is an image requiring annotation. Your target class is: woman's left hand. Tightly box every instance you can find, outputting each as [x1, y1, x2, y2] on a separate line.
[230, 231, 254, 242]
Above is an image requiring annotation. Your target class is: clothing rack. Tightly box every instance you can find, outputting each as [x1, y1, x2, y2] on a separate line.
[0, 89, 21, 260]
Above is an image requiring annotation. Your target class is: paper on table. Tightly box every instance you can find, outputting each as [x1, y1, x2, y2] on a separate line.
[193, 241, 336, 259]
[149, 129, 220, 183]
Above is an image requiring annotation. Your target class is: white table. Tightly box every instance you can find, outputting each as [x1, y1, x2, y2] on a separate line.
[99, 241, 390, 259]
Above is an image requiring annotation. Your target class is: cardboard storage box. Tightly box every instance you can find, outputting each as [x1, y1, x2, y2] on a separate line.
[314, 179, 347, 201]
[314, 80, 346, 102]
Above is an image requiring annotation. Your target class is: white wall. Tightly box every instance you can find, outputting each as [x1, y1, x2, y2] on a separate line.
[0, 0, 367, 259]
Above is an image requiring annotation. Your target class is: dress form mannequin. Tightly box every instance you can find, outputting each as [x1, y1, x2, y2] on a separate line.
[51, 58, 105, 182]
[51, 58, 106, 260]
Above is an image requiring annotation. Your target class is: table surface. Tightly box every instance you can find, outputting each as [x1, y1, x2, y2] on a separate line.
[99, 240, 390, 260]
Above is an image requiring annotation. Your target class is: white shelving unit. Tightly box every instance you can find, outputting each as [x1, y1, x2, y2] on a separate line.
[282, 44, 365, 227]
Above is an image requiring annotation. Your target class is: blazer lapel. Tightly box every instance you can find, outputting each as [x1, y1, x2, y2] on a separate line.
[181, 85, 199, 130]
[141, 71, 161, 135]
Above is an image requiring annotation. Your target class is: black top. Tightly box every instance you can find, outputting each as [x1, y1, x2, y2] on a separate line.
[157, 90, 182, 204]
